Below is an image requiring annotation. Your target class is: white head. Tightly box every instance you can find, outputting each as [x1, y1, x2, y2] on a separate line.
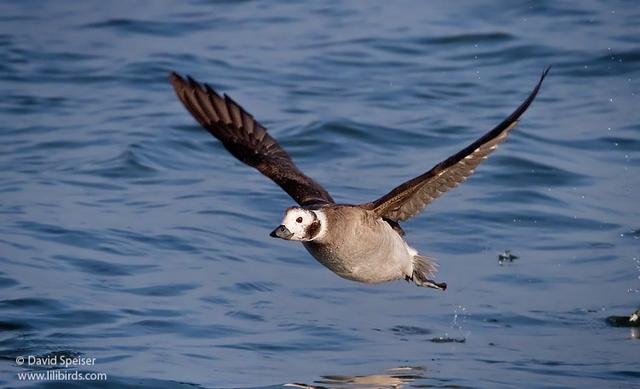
[270, 207, 326, 241]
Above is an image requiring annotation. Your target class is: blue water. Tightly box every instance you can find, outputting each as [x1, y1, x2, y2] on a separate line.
[1, 1, 639, 387]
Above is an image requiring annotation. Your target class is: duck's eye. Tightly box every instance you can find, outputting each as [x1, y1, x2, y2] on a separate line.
[296, 217, 303, 223]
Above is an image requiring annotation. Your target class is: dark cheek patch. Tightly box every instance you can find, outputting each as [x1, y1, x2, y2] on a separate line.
[305, 220, 321, 239]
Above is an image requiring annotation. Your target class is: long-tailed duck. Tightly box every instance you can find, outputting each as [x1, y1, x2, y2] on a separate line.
[169, 68, 549, 290]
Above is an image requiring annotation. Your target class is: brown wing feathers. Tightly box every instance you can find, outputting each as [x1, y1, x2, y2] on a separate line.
[366, 67, 550, 222]
[170, 72, 334, 207]
[171, 69, 548, 217]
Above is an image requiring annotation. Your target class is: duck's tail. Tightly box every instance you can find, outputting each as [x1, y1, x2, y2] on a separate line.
[409, 255, 447, 291]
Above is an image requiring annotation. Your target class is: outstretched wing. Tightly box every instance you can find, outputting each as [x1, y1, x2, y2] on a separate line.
[170, 72, 334, 207]
[364, 67, 550, 222]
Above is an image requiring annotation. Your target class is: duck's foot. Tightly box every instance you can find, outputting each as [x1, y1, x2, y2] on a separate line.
[419, 278, 448, 291]
[406, 274, 447, 291]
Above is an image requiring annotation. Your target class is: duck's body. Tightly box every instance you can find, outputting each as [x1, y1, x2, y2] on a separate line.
[302, 205, 418, 284]
[169, 68, 549, 291]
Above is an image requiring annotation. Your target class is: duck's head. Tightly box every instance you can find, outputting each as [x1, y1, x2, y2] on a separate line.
[270, 207, 324, 241]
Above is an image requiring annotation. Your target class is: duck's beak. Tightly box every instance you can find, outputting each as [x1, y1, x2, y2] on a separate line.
[270, 225, 293, 240]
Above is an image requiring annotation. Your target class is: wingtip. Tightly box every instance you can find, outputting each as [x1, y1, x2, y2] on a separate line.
[169, 72, 189, 92]
[522, 66, 550, 104]
[169, 71, 182, 82]
[541, 65, 552, 81]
